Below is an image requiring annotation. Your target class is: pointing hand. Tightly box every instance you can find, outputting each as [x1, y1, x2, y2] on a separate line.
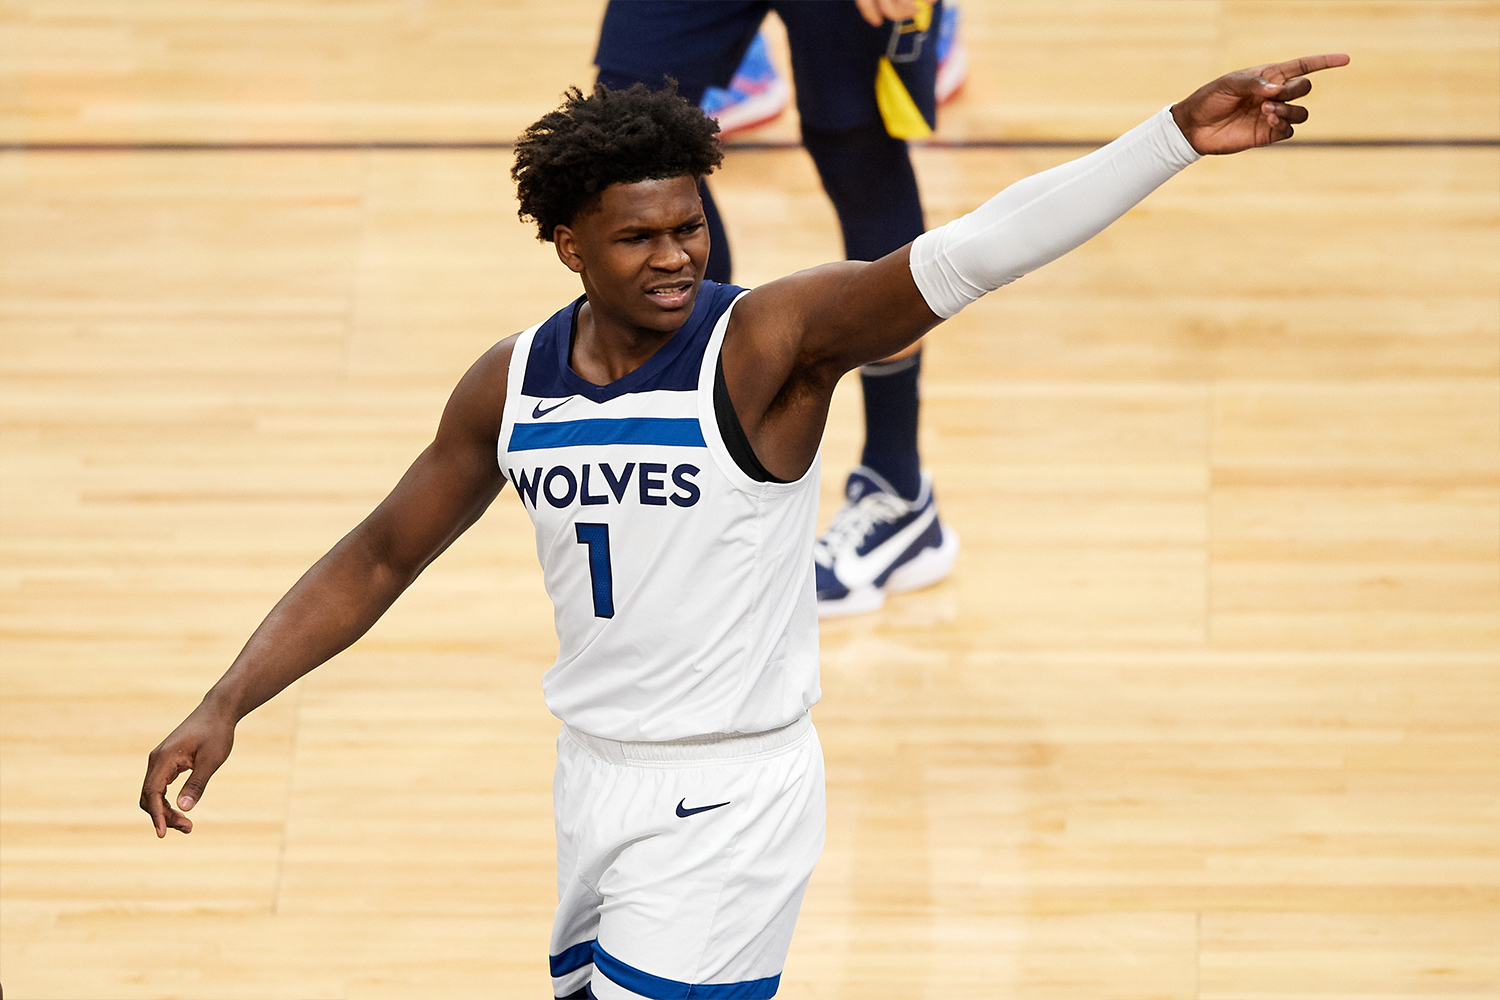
[1172, 54, 1351, 154]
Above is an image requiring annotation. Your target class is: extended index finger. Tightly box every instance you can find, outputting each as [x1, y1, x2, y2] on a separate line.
[1258, 53, 1351, 84]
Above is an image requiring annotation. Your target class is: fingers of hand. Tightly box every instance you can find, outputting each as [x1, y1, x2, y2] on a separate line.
[1263, 105, 1295, 143]
[180, 740, 231, 808]
[1263, 100, 1309, 125]
[142, 784, 194, 837]
[144, 791, 167, 837]
[1278, 76, 1314, 101]
[1263, 53, 1351, 81]
[1299, 52, 1351, 74]
[142, 748, 209, 835]
[152, 794, 195, 836]
[852, 0, 884, 27]
[140, 754, 183, 829]
[168, 806, 194, 834]
[877, 0, 920, 21]
[854, 0, 919, 27]
[177, 780, 203, 811]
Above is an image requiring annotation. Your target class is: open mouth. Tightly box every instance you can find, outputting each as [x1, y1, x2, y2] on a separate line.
[645, 281, 694, 309]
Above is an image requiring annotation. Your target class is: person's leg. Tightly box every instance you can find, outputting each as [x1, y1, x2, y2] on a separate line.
[781, 1, 936, 503]
[800, 120, 926, 500]
[777, 0, 957, 615]
[799, 122, 925, 266]
[550, 731, 606, 998]
[594, 1, 767, 100]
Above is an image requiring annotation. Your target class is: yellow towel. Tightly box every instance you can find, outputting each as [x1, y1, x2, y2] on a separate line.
[875, 1, 935, 139]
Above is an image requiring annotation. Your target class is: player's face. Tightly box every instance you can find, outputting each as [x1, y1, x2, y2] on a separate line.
[554, 175, 710, 336]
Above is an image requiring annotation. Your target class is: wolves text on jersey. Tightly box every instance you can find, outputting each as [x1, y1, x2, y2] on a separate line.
[508, 462, 701, 509]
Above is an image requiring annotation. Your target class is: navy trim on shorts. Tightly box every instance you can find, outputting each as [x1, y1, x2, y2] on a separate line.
[593, 940, 781, 999]
[551, 939, 598, 977]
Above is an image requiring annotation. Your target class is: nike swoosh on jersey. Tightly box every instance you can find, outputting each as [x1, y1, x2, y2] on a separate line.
[532, 398, 573, 419]
[675, 798, 730, 818]
[836, 504, 939, 590]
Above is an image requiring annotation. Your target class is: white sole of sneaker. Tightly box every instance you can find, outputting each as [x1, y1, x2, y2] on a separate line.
[816, 525, 959, 618]
[815, 584, 886, 619]
[712, 79, 791, 137]
[885, 523, 959, 594]
[936, 43, 969, 105]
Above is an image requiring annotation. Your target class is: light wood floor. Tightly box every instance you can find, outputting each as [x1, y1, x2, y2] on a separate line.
[1, 2, 1497, 998]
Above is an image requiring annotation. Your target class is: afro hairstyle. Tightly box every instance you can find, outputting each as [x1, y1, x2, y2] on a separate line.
[512, 80, 724, 242]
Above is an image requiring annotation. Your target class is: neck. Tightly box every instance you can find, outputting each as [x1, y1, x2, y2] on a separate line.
[570, 297, 680, 385]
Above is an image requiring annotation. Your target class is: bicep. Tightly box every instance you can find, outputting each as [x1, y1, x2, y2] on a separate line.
[361, 435, 504, 581]
[748, 251, 942, 378]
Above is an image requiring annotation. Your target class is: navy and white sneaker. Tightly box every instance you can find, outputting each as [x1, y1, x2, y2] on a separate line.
[813, 467, 959, 617]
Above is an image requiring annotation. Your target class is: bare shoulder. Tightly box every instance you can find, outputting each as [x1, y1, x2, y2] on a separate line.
[467, 333, 522, 392]
[437, 333, 523, 448]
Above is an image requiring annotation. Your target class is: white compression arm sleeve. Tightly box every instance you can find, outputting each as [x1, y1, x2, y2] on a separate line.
[909, 105, 1201, 319]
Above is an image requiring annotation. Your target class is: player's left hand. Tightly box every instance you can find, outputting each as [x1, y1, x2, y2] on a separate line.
[1171, 54, 1350, 154]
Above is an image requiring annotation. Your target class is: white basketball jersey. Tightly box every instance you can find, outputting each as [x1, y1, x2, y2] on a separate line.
[498, 282, 822, 741]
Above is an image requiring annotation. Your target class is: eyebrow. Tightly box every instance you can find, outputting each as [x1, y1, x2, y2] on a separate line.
[611, 213, 706, 237]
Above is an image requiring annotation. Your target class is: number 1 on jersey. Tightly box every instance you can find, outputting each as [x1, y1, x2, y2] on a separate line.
[574, 522, 615, 619]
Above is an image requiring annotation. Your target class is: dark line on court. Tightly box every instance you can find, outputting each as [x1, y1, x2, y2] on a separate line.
[737, 137, 1500, 151]
[2, 137, 1496, 153]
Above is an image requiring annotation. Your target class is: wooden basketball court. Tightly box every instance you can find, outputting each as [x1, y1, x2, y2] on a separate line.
[1, 2, 1496, 997]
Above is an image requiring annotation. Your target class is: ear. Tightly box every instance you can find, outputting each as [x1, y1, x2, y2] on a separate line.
[553, 224, 585, 274]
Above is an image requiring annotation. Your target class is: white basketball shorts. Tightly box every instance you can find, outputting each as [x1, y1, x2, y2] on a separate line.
[548, 713, 825, 999]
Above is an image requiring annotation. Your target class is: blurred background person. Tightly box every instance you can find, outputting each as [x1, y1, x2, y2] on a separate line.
[595, 0, 967, 617]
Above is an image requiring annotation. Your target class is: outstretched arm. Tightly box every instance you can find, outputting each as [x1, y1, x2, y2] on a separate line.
[139, 337, 516, 837]
[723, 55, 1348, 479]
[825, 53, 1351, 360]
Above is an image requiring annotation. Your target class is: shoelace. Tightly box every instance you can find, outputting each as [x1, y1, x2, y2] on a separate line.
[813, 491, 910, 567]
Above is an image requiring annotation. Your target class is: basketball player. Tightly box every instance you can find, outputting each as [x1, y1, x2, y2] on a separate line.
[142, 54, 1347, 999]
[596, 0, 960, 617]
